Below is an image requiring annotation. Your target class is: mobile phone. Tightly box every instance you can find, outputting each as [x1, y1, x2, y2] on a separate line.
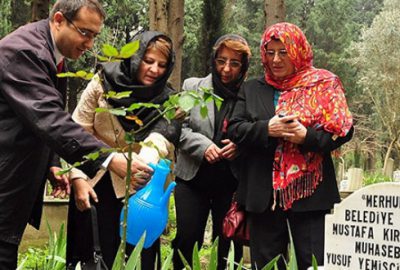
[278, 112, 294, 123]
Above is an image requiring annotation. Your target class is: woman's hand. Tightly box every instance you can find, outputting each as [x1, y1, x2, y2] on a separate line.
[109, 153, 153, 180]
[221, 139, 238, 160]
[204, 143, 223, 164]
[72, 178, 98, 211]
[130, 154, 153, 191]
[268, 114, 297, 138]
[268, 115, 307, 144]
[130, 171, 151, 191]
[285, 119, 307, 144]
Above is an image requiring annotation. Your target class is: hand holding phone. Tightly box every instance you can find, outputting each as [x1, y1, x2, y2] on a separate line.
[278, 112, 294, 123]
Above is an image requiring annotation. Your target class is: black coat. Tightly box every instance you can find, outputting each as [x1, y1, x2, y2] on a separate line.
[227, 77, 353, 213]
[0, 19, 107, 245]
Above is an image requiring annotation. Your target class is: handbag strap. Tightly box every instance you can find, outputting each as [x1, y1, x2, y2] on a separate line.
[89, 204, 109, 270]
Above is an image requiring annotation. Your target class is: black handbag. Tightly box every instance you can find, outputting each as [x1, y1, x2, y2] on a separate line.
[80, 205, 109, 270]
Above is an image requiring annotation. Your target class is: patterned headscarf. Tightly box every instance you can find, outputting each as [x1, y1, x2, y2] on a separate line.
[260, 22, 353, 210]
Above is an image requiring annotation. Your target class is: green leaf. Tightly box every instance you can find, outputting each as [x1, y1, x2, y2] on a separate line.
[214, 98, 223, 111]
[126, 232, 146, 269]
[109, 108, 127, 116]
[75, 70, 88, 77]
[84, 151, 100, 161]
[178, 249, 191, 270]
[192, 242, 201, 270]
[127, 102, 160, 111]
[200, 105, 208, 118]
[56, 167, 72, 176]
[161, 250, 173, 270]
[204, 92, 213, 103]
[125, 132, 135, 144]
[287, 220, 298, 270]
[113, 91, 132, 99]
[311, 255, 318, 270]
[56, 72, 77, 78]
[260, 255, 280, 270]
[102, 44, 119, 57]
[166, 94, 180, 106]
[111, 243, 124, 270]
[164, 108, 176, 120]
[96, 55, 109, 62]
[120, 40, 140, 59]
[94, 107, 109, 113]
[83, 72, 94, 80]
[208, 238, 219, 270]
[227, 241, 235, 270]
[179, 94, 196, 112]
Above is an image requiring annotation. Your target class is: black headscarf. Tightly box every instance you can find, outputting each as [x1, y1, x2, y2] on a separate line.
[98, 31, 180, 143]
[210, 34, 250, 145]
[211, 34, 250, 100]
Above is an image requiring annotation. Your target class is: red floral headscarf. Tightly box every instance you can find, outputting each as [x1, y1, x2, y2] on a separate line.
[260, 22, 353, 210]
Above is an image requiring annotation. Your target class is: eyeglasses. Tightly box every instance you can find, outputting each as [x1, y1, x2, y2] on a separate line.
[265, 49, 289, 59]
[215, 58, 242, 69]
[62, 13, 99, 40]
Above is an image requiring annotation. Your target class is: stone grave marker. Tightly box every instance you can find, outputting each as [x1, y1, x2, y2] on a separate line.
[324, 182, 400, 270]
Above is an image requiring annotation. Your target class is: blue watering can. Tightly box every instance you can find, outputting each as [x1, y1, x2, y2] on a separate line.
[120, 159, 176, 248]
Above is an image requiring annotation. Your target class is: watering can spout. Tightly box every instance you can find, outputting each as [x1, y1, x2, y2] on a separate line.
[161, 181, 176, 205]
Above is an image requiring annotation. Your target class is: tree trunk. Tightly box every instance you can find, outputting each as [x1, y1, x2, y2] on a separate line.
[199, 0, 224, 76]
[31, 0, 49, 22]
[264, 0, 286, 28]
[11, 0, 30, 29]
[383, 138, 396, 175]
[149, 0, 184, 90]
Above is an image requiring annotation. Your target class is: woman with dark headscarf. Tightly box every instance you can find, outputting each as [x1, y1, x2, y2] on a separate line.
[227, 23, 353, 270]
[66, 31, 180, 270]
[172, 34, 251, 270]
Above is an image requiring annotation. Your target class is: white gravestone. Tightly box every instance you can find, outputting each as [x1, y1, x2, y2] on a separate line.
[393, 170, 400, 182]
[324, 182, 400, 270]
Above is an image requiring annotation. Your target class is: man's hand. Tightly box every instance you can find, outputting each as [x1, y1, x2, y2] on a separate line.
[72, 178, 98, 211]
[48, 166, 70, 198]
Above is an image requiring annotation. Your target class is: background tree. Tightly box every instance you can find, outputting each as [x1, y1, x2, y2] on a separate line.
[181, 0, 203, 79]
[197, 0, 225, 76]
[149, 0, 185, 90]
[349, 0, 400, 171]
[11, 0, 30, 29]
[0, 0, 12, 38]
[264, 0, 286, 27]
[222, 0, 265, 77]
[31, 0, 49, 21]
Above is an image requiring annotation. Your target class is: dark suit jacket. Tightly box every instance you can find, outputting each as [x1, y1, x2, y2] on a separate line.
[227, 77, 353, 213]
[0, 19, 107, 245]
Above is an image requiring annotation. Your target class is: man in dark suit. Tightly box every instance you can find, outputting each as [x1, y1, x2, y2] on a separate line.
[0, 1, 152, 268]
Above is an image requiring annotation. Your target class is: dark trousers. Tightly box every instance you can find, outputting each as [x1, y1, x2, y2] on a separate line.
[0, 240, 18, 270]
[172, 162, 242, 270]
[67, 174, 160, 270]
[248, 206, 329, 270]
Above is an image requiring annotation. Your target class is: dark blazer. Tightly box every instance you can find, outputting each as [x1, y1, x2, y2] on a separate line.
[0, 19, 107, 245]
[227, 77, 353, 213]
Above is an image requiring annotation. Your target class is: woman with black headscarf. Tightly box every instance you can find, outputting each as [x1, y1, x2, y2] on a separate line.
[172, 34, 251, 270]
[66, 31, 180, 270]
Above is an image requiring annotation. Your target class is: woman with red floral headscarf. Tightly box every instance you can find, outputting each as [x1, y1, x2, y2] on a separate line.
[227, 22, 353, 270]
